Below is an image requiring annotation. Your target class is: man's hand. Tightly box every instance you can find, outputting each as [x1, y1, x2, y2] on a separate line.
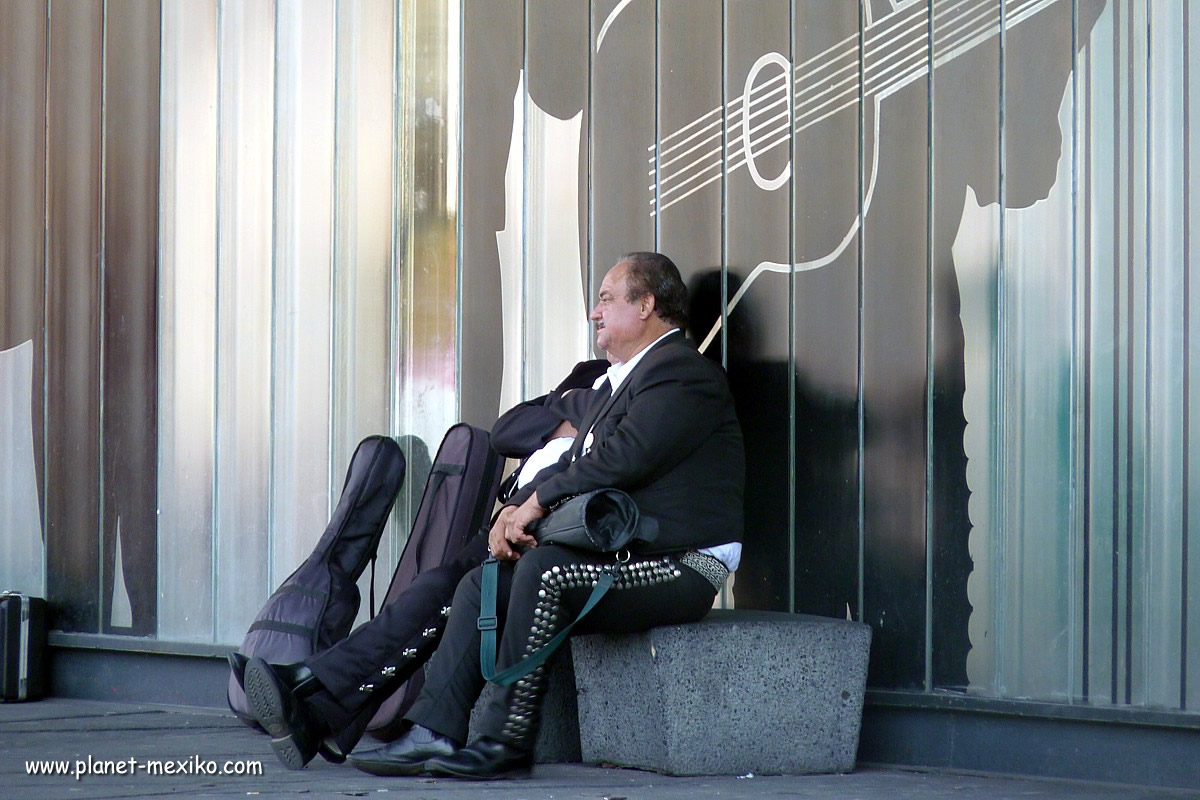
[488, 494, 547, 561]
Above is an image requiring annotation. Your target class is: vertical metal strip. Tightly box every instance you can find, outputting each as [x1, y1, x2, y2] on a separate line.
[98, 0, 108, 632]
[328, 3, 341, 520]
[41, 0, 51, 599]
[520, 0, 528, 403]
[1124, 0, 1136, 706]
[587, 2, 594, 352]
[654, 0, 660, 252]
[786, 0, 797, 615]
[856, 0, 866, 623]
[455, 0, 465, 422]
[1109, 0, 1122, 705]
[720, 0, 727, 373]
[1076, 0, 1094, 704]
[1075, 0, 1084, 705]
[996, 0, 1009, 694]
[923, 0, 935, 691]
[718, 0, 729, 610]
[1182, 0, 1192, 712]
[266, 0, 280, 600]
[212, 0, 225, 644]
[1142, 0, 1155, 710]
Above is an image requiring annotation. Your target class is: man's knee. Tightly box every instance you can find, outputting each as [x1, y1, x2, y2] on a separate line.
[451, 564, 486, 606]
[511, 545, 575, 585]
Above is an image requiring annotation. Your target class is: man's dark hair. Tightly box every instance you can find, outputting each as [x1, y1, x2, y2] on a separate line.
[619, 251, 689, 329]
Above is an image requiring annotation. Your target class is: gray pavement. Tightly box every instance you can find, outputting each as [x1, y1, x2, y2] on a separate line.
[2, 698, 1197, 800]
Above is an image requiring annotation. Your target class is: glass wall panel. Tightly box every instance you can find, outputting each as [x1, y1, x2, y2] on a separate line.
[45, 0, 103, 633]
[936, 0, 1001, 694]
[994, 0, 1079, 701]
[395, 0, 459, 467]
[271, 0, 335, 592]
[458, 0, 520, 428]
[214, 0, 275, 645]
[590, 0, 656, 289]
[332, 0, 402, 620]
[1188, 0, 1200, 714]
[1143, 0, 1187, 710]
[157, 0, 218, 642]
[102, 0, 160, 635]
[789, 0, 862, 624]
[1080, 0, 1119, 703]
[724, 0, 794, 612]
[524, 0, 591, 398]
[859, 0, 931, 689]
[0, 0, 47, 599]
[657, 0, 722, 290]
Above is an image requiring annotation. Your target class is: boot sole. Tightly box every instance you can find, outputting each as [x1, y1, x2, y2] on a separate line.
[244, 659, 314, 771]
[243, 660, 288, 738]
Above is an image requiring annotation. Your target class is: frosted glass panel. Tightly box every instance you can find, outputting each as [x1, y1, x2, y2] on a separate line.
[332, 0, 403, 624]
[214, 0, 274, 645]
[1143, 0, 1186, 709]
[998, 84, 1077, 700]
[157, 0, 217, 642]
[271, 0, 335, 591]
[0, 341, 44, 597]
[395, 0, 459, 458]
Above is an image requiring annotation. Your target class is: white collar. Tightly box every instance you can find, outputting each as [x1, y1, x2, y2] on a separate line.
[605, 328, 679, 394]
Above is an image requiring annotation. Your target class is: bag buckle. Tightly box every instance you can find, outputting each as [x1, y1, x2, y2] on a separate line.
[477, 615, 498, 632]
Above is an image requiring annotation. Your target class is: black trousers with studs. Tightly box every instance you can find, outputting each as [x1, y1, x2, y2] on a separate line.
[301, 532, 488, 754]
[403, 543, 718, 750]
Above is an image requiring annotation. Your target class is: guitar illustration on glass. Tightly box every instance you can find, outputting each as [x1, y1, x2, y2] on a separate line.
[480, 0, 1104, 687]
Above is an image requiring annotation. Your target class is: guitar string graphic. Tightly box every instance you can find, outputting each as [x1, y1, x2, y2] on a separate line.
[650, 0, 1057, 216]
[696, 93, 882, 356]
[627, 0, 1063, 355]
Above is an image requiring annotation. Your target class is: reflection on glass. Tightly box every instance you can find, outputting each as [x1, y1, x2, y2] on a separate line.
[395, 0, 459, 466]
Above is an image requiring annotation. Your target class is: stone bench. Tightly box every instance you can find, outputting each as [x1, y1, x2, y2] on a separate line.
[470, 609, 872, 775]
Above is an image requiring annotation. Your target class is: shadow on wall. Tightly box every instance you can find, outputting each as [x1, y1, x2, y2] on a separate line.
[687, 270, 858, 619]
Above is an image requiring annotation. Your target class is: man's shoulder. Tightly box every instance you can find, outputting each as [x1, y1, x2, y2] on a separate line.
[639, 333, 723, 378]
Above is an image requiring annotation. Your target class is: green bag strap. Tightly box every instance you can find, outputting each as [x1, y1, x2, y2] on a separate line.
[478, 557, 614, 687]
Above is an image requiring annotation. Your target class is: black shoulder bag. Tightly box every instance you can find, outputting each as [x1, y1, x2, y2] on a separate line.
[477, 489, 658, 686]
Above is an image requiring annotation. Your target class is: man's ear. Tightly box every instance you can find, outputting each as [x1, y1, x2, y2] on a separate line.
[639, 294, 656, 320]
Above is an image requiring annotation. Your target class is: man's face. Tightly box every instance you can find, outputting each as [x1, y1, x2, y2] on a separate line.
[590, 262, 645, 362]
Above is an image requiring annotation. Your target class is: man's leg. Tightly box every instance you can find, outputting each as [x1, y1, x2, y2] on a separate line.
[401, 558, 517, 743]
[427, 544, 718, 778]
[244, 533, 487, 766]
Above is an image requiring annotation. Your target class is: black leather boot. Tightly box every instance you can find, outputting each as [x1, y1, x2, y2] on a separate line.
[243, 658, 328, 770]
[424, 736, 532, 780]
[348, 724, 461, 776]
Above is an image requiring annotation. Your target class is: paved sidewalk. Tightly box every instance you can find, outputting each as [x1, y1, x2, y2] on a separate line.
[2, 698, 1197, 800]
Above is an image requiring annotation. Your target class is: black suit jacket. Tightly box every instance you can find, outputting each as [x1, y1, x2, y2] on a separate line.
[489, 359, 608, 459]
[510, 331, 744, 554]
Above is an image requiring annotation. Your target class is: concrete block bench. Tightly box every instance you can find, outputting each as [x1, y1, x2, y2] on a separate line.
[569, 609, 872, 776]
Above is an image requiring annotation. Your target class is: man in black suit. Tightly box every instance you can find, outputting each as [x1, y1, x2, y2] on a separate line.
[246, 252, 744, 779]
[354, 252, 744, 779]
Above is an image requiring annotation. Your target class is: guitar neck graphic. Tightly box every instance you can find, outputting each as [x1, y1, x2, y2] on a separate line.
[649, 0, 1064, 218]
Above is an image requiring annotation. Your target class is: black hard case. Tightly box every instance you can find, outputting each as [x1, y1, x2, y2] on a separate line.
[0, 593, 48, 702]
